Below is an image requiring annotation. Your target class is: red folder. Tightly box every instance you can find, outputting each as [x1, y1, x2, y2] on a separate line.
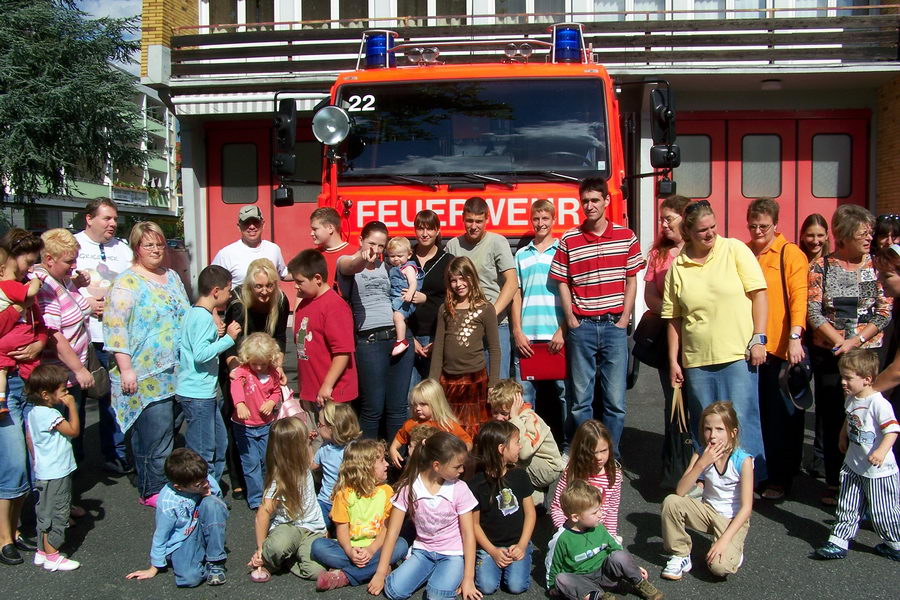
[518, 343, 566, 381]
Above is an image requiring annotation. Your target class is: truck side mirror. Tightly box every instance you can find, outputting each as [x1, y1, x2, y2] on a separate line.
[650, 88, 676, 146]
[273, 99, 297, 176]
[650, 144, 681, 169]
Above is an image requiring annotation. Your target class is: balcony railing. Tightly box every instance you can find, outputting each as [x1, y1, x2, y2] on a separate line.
[169, 8, 899, 94]
[112, 186, 149, 206]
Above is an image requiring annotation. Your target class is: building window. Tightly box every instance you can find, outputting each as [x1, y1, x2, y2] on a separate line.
[302, 1, 331, 27]
[398, 0, 427, 26]
[437, 0, 467, 26]
[340, 0, 368, 27]
[246, 0, 274, 29]
[742, 134, 781, 198]
[221, 143, 257, 204]
[497, 0, 527, 24]
[209, 0, 237, 27]
[593, 0, 626, 22]
[672, 135, 711, 199]
[812, 134, 852, 198]
[733, 0, 765, 19]
[532, 0, 566, 23]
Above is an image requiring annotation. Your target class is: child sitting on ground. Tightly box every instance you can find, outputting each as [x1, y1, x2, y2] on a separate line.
[389, 378, 472, 468]
[814, 349, 900, 561]
[249, 417, 326, 583]
[385, 236, 424, 356]
[0, 247, 42, 416]
[490, 379, 564, 505]
[408, 424, 439, 455]
[311, 439, 410, 590]
[547, 480, 662, 600]
[26, 365, 81, 572]
[660, 401, 753, 580]
[126, 448, 229, 587]
[312, 401, 362, 530]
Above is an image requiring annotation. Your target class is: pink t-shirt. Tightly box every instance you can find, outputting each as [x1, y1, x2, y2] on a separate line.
[294, 288, 358, 403]
[230, 365, 281, 427]
[392, 476, 478, 555]
[644, 247, 678, 297]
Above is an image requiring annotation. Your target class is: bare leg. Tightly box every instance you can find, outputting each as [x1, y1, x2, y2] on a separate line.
[0, 495, 25, 546]
[393, 312, 407, 342]
[0, 368, 8, 416]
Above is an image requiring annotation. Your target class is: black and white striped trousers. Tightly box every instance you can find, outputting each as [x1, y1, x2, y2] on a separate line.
[828, 465, 900, 550]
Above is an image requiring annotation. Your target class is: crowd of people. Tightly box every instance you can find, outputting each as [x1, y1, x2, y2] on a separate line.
[1, 182, 899, 598]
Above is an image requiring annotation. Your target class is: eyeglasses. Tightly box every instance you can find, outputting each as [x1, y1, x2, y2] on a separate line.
[658, 215, 680, 225]
[684, 200, 711, 216]
[747, 224, 773, 233]
[854, 229, 874, 240]
[140, 243, 166, 250]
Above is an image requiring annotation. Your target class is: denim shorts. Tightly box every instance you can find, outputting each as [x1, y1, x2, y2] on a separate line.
[0, 375, 29, 499]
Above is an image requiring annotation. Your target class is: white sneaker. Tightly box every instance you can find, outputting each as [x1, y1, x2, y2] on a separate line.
[33, 552, 45, 566]
[43, 555, 80, 572]
[661, 555, 692, 580]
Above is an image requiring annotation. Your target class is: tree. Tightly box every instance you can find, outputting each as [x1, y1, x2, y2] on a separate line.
[0, 1, 149, 200]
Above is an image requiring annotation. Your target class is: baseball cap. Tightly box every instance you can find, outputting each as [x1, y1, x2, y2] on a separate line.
[238, 205, 263, 223]
[779, 358, 813, 411]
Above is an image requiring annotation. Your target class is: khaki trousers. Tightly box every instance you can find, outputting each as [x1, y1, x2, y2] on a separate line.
[661, 494, 749, 577]
[262, 524, 326, 579]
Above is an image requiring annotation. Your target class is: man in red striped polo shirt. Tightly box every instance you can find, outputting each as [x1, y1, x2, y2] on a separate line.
[550, 177, 644, 453]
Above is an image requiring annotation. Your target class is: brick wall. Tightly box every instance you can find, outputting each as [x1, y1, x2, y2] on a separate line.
[140, 0, 199, 78]
[876, 75, 900, 215]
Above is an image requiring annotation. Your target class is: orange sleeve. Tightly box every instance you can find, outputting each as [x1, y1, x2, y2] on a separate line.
[395, 420, 414, 445]
[449, 421, 472, 445]
[785, 244, 809, 330]
[330, 488, 350, 524]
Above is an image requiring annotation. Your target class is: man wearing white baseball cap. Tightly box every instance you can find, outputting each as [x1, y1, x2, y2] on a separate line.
[211, 205, 290, 287]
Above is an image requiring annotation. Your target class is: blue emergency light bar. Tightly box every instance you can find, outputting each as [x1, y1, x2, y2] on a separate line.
[551, 23, 585, 64]
[363, 30, 397, 69]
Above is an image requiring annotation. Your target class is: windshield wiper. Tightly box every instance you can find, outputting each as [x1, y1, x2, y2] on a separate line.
[515, 170, 581, 183]
[462, 173, 515, 189]
[343, 173, 439, 191]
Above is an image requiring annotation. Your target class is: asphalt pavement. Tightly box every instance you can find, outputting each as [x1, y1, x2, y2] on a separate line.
[1, 358, 896, 600]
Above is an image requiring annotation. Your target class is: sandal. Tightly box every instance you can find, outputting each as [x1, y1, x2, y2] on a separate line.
[761, 486, 786, 500]
[250, 566, 271, 583]
[820, 486, 839, 506]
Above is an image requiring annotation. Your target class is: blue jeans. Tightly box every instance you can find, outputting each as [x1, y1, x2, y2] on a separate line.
[565, 317, 628, 453]
[684, 359, 767, 482]
[319, 499, 333, 531]
[385, 549, 464, 600]
[130, 397, 175, 498]
[169, 494, 228, 587]
[484, 321, 512, 381]
[93, 343, 128, 463]
[232, 422, 270, 509]
[311, 536, 409, 586]
[514, 349, 567, 425]
[475, 543, 533, 594]
[356, 334, 414, 442]
[177, 396, 227, 482]
[409, 334, 433, 389]
[0, 375, 28, 500]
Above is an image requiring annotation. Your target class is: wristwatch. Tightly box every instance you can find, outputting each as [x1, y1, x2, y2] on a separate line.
[859, 333, 868, 344]
[789, 333, 802, 340]
[748, 333, 767, 349]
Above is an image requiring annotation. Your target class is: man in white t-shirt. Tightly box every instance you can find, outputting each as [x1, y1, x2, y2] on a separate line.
[211, 205, 290, 288]
[75, 198, 134, 475]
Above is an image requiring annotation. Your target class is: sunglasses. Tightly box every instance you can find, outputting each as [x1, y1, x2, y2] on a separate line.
[877, 214, 900, 223]
[684, 200, 712, 216]
[99, 243, 106, 261]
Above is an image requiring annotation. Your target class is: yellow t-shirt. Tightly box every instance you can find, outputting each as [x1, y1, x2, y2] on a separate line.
[661, 236, 767, 368]
[330, 483, 393, 547]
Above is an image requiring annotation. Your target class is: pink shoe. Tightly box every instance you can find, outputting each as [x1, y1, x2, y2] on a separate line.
[391, 339, 409, 356]
[139, 493, 159, 508]
[316, 569, 350, 591]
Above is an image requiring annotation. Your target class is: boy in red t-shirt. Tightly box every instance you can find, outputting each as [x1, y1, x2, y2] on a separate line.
[288, 249, 358, 405]
[310, 207, 358, 290]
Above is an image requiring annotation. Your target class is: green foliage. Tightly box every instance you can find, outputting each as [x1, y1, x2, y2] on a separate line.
[0, 1, 149, 199]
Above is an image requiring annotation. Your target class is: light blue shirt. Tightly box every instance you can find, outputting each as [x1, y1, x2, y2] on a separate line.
[314, 442, 346, 504]
[150, 475, 222, 567]
[515, 239, 564, 341]
[176, 306, 235, 398]
[26, 405, 76, 481]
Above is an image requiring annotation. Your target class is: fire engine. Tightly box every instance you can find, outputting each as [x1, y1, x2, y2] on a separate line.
[271, 23, 679, 239]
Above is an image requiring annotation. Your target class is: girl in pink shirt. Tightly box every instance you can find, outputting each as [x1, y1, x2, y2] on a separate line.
[231, 333, 282, 509]
[368, 431, 481, 600]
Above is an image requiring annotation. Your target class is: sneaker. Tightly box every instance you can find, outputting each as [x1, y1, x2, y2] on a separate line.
[634, 578, 664, 600]
[586, 592, 617, 600]
[391, 339, 409, 356]
[814, 542, 848, 560]
[102, 457, 134, 475]
[33, 551, 46, 566]
[206, 563, 226, 586]
[316, 569, 350, 591]
[661, 555, 692, 580]
[139, 493, 159, 508]
[43, 554, 80, 572]
[875, 543, 900, 562]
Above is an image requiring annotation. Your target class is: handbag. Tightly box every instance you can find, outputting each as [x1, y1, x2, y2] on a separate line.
[632, 310, 668, 368]
[84, 343, 111, 399]
[660, 385, 695, 489]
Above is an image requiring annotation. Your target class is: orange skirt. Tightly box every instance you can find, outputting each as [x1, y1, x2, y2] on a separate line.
[439, 369, 489, 440]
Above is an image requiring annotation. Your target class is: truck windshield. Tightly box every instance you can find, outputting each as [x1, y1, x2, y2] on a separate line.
[335, 78, 608, 182]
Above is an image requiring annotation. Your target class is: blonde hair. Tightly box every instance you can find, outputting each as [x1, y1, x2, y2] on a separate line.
[320, 401, 362, 447]
[332, 438, 385, 501]
[386, 236, 412, 255]
[409, 424, 439, 448]
[264, 417, 313, 520]
[237, 332, 281, 368]
[700, 401, 741, 451]
[487, 379, 523, 413]
[128, 221, 166, 260]
[531, 199, 555, 217]
[40, 228, 79, 261]
[560, 479, 603, 516]
[838, 348, 880, 381]
[409, 379, 461, 432]
[239, 258, 284, 337]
